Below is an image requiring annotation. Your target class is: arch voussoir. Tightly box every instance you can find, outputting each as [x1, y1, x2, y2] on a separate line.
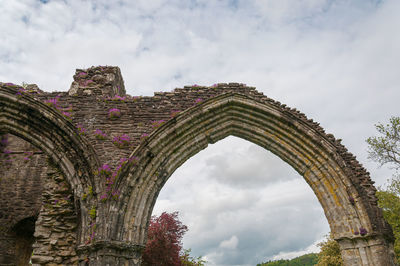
[0, 86, 100, 247]
[111, 92, 396, 265]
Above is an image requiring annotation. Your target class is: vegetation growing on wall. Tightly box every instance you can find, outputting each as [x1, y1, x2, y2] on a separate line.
[367, 116, 400, 263]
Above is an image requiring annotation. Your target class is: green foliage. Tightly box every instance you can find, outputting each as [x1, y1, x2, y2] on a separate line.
[89, 206, 96, 220]
[366, 117, 400, 170]
[180, 248, 207, 266]
[376, 190, 400, 263]
[317, 234, 343, 266]
[367, 116, 400, 263]
[257, 253, 318, 266]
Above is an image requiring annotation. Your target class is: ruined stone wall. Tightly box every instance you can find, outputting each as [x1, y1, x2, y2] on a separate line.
[0, 65, 396, 265]
[31, 159, 78, 265]
[0, 135, 45, 265]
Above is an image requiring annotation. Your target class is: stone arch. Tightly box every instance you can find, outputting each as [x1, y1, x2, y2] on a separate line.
[113, 92, 396, 265]
[0, 86, 100, 245]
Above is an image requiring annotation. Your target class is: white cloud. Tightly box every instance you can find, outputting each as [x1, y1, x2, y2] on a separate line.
[271, 236, 323, 260]
[154, 137, 329, 265]
[1, 0, 399, 264]
[219, 235, 239, 249]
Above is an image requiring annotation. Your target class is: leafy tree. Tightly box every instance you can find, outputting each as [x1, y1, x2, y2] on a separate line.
[142, 212, 206, 266]
[316, 234, 343, 266]
[366, 117, 400, 170]
[376, 190, 400, 262]
[142, 212, 187, 266]
[367, 116, 400, 263]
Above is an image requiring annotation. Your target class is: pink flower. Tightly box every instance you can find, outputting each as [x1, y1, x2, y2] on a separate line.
[100, 193, 108, 202]
[112, 134, 131, 148]
[98, 164, 112, 177]
[62, 111, 72, 119]
[140, 133, 150, 141]
[44, 98, 59, 109]
[77, 71, 87, 77]
[94, 129, 107, 140]
[111, 95, 126, 101]
[83, 79, 95, 86]
[77, 124, 87, 135]
[108, 108, 121, 119]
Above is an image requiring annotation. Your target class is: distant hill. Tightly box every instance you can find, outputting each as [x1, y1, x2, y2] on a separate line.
[257, 253, 318, 266]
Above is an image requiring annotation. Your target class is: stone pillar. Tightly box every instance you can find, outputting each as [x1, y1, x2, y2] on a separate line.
[76, 242, 143, 265]
[338, 235, 398, 266]
[31, 160, 79, 265]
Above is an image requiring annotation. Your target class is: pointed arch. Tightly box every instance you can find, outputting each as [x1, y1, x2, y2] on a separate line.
[111, 92, 395, 265]
[0, 85, 100, 244]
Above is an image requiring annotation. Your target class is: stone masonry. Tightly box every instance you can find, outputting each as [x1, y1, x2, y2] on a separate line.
[0, 66, 397, 265]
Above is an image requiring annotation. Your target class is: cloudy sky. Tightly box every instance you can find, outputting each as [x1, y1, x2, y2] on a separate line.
[1, 0, 399, 265]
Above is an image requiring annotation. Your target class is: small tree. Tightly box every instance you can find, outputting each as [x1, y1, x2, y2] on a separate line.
[317, 234, 343, 266]
[142, 212, 188, 266]
[367, 116, 400, 263]
[366, 117, 400, 170]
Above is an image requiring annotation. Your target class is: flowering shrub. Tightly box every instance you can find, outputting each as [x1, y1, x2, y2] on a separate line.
[140, 133, 150, 141]
[77, 124, 87, 135]
[112, 134, 131, 149]
[94, 129, 107, 140]
[77, 71, 87, 77]
[151, 120, 166, 129]
[43, 97, 72, 119]
[103, 95, 127, 103]
[4, 82, 17, 87]
[62, 111, 72, 119]
[359, 227, 368, 236]
[114, 157, 138, 176]
[108, 108, 121, 119]
[23, 151, 34, 162]
[16, 87, 26, 98]
[100, 193, 108, 202]
[111, 95, 126, 102]
[194, 98, 203, 104]
[100, 157, 138, 202]
[211, 83, 218, 88]
[83, 79, 95, 86]
[98, 164, 112, 177]
[44, 97, 60, 109]
[62, 105, 73, 119]
[111, 189, 120, 200]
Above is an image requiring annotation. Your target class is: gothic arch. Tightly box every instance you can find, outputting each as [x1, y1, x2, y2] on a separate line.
[114, 92, 396, 265]
[0, 86, 100, 244]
